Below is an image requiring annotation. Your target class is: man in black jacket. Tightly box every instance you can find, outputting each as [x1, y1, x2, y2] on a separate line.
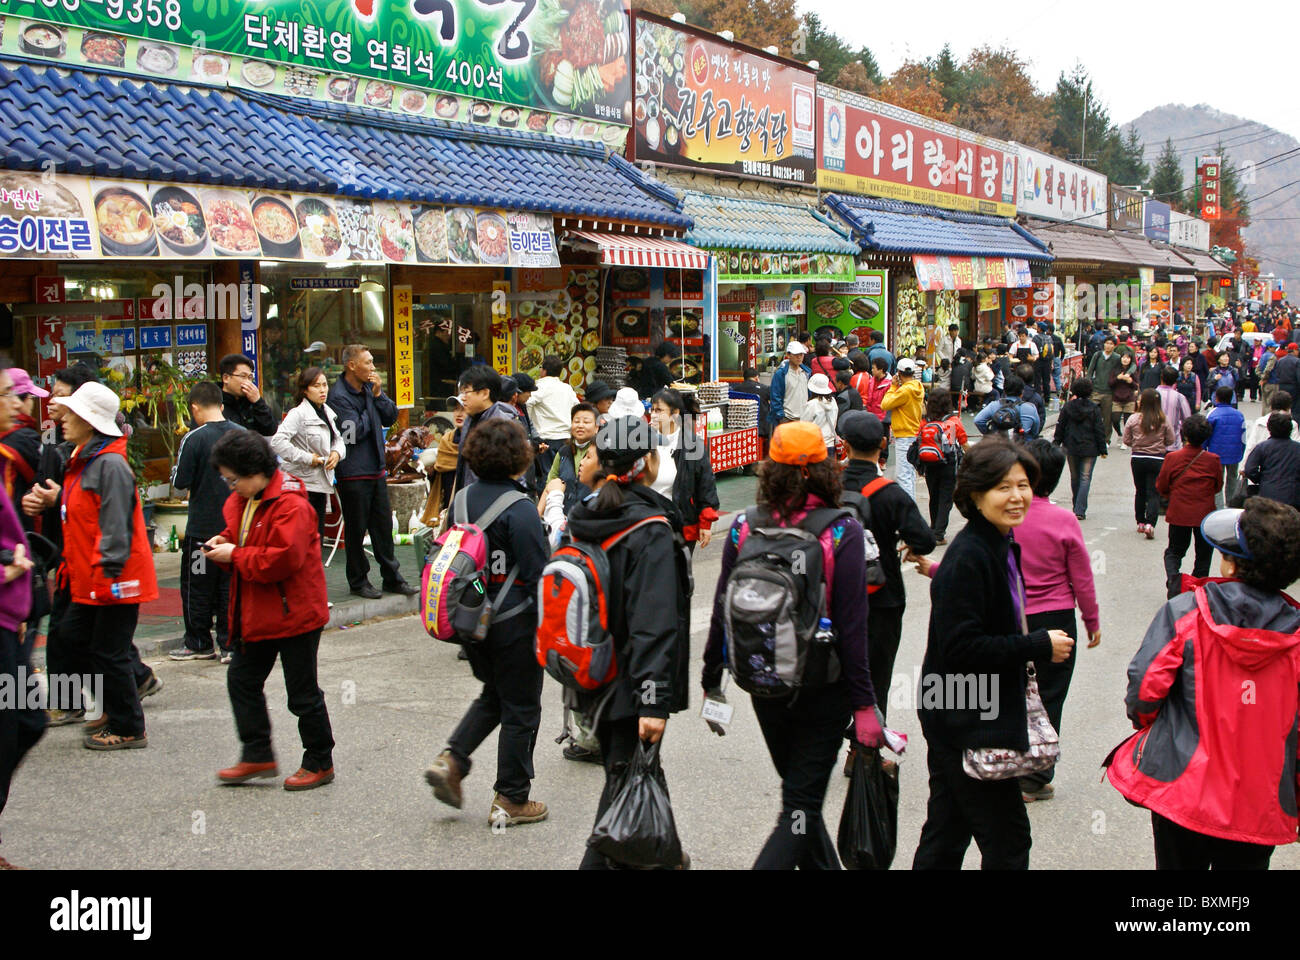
[327, 344, 415, 599]
[218, 354, 276, 436]
[1274, 347, 1300, 426]
[1242, 413, 1300, 507]
[839, 412, 936, 722]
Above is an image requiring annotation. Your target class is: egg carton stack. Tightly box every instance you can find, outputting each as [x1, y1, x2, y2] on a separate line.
[595, 346, 628, 388]
[696, 381, 730, 406]
[727, 398, 759, 431]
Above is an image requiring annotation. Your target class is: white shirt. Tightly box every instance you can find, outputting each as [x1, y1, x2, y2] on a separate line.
[783, 364, 809, 420]
[651, 426, 679, 499]
[1012, 338, 1039, 361]
[801, 396, 839, 447]
[526, 375, 579, 440]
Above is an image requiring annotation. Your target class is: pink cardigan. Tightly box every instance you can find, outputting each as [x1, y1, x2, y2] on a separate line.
[1015, 497, 1100, 632]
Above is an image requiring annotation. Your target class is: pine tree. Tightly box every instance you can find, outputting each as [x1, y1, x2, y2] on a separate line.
[1049, 64, 1113, 164]
[929, 44, 963, 111]
[1101, 128, 1150, 187]
[1217, 142, 1250, 221]
[858, 47, 884, 86]
[1148, 138, 1184, 208]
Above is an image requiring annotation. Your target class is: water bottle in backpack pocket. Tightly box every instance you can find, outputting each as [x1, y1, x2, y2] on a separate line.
[721, 506, 850, 697]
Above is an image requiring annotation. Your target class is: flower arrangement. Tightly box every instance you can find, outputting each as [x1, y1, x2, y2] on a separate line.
[99, 357, 206, 497]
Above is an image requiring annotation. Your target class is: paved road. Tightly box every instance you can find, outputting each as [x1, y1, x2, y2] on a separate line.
[6, 396, 1297, 869]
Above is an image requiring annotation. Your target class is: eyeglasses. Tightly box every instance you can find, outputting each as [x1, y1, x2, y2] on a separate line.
[221, 475, 240, 489]
[227, 371, 253, 381]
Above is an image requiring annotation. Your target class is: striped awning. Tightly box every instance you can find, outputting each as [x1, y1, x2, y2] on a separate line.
[566, 231, 710, 270]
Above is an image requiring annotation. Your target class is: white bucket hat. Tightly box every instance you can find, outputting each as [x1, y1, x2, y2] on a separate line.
[607, 387, 645, 420]
[59, 382, 122, 436]
[807, 373, 834, 395]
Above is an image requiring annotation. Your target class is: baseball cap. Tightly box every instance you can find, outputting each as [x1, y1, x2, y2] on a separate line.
[303, 340, 327, 354]
[595, 415, 657, 471]
[1200, 508, 1253, 560]
[769, 421, 826, 465]
[786, 341, 808, 356]
[838, 411, 885, 452]
[6, 367, 48, 398]
[446, 394, 465, 410]
[896, 358, 917, 375]
[807, 373, 833, 395]
[512, 372, 537, 393]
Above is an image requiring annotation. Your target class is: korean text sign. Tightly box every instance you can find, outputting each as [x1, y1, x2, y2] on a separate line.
[1198, 156, 1222, 221]
[631, 13, 816, 184]
[1013, 144, 1107, 227]
[392, 285, 415, 408]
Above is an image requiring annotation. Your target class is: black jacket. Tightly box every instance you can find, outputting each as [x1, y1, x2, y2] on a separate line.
[919, 511, 1053, 750]
[552, 442, 590, 516]
[1021, 385, 1046, 426]
[1243, 437, 1300, 508]
[671, 429, 720, 528]
[1275, 354, 1300, 397]
[637, 356, 674, 399]
[835, 385, 864, 416]
[328, 376, 399, 479]
[566, 484, 689, 720]
[1053, 397, 1107, 458]
[35, 436, 73, 548]
[738, 378, 771, 438]
[221, 389, 276, 436]
[462, 478, 549, 613]
[842, 459, 935, 609]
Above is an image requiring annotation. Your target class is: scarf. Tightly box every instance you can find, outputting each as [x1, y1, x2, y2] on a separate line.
[309, 400, 338, 442]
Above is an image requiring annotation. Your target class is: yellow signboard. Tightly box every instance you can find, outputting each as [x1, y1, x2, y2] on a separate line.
[817, 170, 1016, 218]
[392, 285, 414, 409]
[979, 289, 1001, 312]
[491, 281, 513, 375]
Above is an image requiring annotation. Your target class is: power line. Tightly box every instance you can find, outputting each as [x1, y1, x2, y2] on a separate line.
[1135, 119, 1261, 145]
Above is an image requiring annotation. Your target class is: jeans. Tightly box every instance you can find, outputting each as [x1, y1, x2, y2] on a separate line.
[922, 459, 957, 538]
[1066, 455, 1096, 518]
[893, 436, 918, 501]
[1052, 357, 1063, 394]
[1018, 609, 1078, 789]
[180, 535, 231, 654]
[1165, 524, 1214, 599]
[446, 612, 544, 804]
[751, 683, 851, 869]
[227, 629, 334, 772]
[1151, 813, 1274, 870]
[1215, 463, 1239, 508]
[1130, 456, 1164, 527]
[913, 738, 1032, 870]
[63, 603, 144, 737]
[0, 627, 46, 821]
[337, 476, 404, 591]
[867, 605, 904, 723]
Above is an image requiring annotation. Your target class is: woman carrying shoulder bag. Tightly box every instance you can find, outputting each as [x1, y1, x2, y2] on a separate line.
[269, 366, 346, 537]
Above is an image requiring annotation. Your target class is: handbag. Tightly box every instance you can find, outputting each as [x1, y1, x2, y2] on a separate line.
[1157, 449, 1204, 517]
[962, 565, 1060, 781]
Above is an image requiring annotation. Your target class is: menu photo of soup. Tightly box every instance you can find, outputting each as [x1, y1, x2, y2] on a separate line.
[88, 179, 159, 258]
[197, 188, 262, 258]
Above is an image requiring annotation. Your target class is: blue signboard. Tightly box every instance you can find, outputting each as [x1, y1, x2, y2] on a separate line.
[139, 326, 173, 350]
[176, 324, 208, 347]
[239, 261, 259, 384]
[68, 326, 136, 354]
[1144, 199, 1171, 243]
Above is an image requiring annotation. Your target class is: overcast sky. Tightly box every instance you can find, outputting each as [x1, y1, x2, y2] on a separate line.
[797, 0, 1296, 142]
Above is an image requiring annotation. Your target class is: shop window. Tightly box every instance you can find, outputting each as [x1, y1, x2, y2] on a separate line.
[412, 292, 490, 422]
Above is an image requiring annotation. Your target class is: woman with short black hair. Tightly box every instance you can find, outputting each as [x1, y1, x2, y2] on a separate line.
[914, 439, 1074, 869]
[270, 366, 346, 536]
[1053, 376, 1107, 521]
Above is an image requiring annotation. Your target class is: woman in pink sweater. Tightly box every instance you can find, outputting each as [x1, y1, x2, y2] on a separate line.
[909, 437, 1100, 804]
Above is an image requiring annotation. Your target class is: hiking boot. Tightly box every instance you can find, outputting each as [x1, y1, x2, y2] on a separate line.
[84, 730, 147, 751]
[137, 673, 163, 699]
[563, 742, 602, 764]
[169, 648, 217, 661]
[424, 750, 465, 809]
[489, 793, 548, 827]
[1021, 782, 1055, 803]
[218, 760, 279, 784]
[47, 709, 85, 726]
[284, 767, 335, 791]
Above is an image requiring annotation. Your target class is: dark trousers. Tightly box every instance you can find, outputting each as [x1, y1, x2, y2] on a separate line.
[922, 459, 958, 539]
[1066, 455, 1096, 518]
[1131, 456, 1165, 527]
[0, 627, 46, 822]
[43, 582, 75, 681]
[63, 603, 144, 737]
[180, 535, 231, 654]
[867, 605, 904, 723]
[227, 629, 334, 772]
[1095, 394, 1114, 442]
[751, 684, 851, 869]
[1165, 524, 1214, 599]
[1034, 361, 1053, 401]
[337, 477, 403, 591]
[1019, 609, 1077, 789]
[1151, 813, 1274, 870]
[579, 714, 651, 870]
[913, 738, 1032, 869]
[307, 491, 328, 539]
[446, 612, 543, 803]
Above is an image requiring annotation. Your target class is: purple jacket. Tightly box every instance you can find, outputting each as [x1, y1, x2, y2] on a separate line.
[0, 487, 31, 631]
[1157, 385, 1191, 451]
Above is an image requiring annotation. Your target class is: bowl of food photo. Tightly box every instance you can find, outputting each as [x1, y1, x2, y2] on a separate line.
[150, 186, 207, 256]
[21, 23, 65, 59]
[251, 195, 301, 258]
[94, 186, 158, 257]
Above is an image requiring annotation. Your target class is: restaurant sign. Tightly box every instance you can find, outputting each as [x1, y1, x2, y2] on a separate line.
[1108, 184, 1144, 233]
[912, 255, 1033, 291]
[4, 0, 632, 123]
[713, 249, 854, 284]
[0, 171, 560, 267]
[1013, 144, 1107, 227]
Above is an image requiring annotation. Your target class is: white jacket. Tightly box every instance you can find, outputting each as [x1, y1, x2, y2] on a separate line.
[270, 398, 347, 494]
[972, 363, 994, 395]
[1244, 413, 1300, 462]
[801, 396, 839, 447]
[526, 376, 579, 440]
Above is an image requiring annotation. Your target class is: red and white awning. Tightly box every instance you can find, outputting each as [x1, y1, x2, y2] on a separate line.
[566, 231, 709, 270]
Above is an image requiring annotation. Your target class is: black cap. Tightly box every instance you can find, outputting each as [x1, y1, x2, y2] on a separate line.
[595, 415, 657, 471]
[831, 357, 852, 372]
[512, 372, 537, 393]
[838, 411, 885, 452]
[499, 376, 518, 401]
[585, 380, 616, 405]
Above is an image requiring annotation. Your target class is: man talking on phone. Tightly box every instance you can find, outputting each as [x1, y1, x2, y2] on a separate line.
[219, 354, 276, 436]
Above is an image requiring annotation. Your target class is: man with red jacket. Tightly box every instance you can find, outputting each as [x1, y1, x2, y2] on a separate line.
[203, 430, 335, 792]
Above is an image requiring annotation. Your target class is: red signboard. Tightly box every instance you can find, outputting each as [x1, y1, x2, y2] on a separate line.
[709, 428, 761, 472]
[1198, 156, 1222, 221]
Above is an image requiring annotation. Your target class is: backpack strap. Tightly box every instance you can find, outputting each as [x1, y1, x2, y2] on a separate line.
[466, 489, 530, 532]
[599, 515, 672, 551]
[861, 477, 893, 498]
[452, 487, 469, 525]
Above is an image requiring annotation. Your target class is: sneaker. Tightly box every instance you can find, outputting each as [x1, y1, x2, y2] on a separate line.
[562, 743, 603, 764]
[137, 673, 163, 699]
[424, 750, 465, 809]
[84, 730, 147, 751]
[1075, 514, 1086, 521]
[1137, 523, 1146, 535]
[47, 709, 86, 726]
[169, 648, 217, 661]
[489, 793, 548, 827]
[1021, 782, 1055, 803]
[1144, 524, 1155, 540]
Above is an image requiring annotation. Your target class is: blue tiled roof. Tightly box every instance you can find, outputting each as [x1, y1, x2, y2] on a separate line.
[825, 194, 1052, 262]
[0, 63, 690, 228]
[681, 190, 859, 254]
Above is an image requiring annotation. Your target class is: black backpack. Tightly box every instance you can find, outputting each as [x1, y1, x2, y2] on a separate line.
[722, 506, 851, 697]
[988, 397, 1025, 439]
[841, 477, 891, 595]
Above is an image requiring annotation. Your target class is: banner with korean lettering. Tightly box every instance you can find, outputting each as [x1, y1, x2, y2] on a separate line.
[1109, 184, 1144, 232]
[630, 13, 816, 185]
[817, 85, 1017, 217]
[392, 285, 415, 408]
[1198, 156, 1222, 221]
[2, 0, 631, 124]
[1143, 199, 1171, 243]
[1169, 211, 1210, 252]
[912, 256, 1033, 291]
[1013, 144, 1107, 227]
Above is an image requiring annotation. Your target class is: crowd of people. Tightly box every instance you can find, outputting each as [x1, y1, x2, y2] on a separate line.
[2, 299, 1300, 871]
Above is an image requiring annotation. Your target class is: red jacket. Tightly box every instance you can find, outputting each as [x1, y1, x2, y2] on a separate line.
[217, 469, 328, 643]
[60, 435, 158, 605]
[1107, 582, 1300, 845]
[1154, 444, 1222, 527]
[853, 372, 892, 421]
[808, 355, 837, 380]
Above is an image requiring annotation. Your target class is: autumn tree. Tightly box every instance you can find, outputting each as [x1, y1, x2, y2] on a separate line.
[834, 60, 880, 97]
[1212, 144, 1254, 273]
[956, 46, 1052, 148]
[1148, 138, 1184, 209]
[875, 61, 956, 123]
[637, 0, 799, 52]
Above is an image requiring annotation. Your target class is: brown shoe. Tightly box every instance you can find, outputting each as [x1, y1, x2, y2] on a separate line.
[84, 713, 108, 732]
[283, 767, 335, 791]
[217, 760, 279, 784]
[489, 793, 548, 827]
[424, 750, 465, 809]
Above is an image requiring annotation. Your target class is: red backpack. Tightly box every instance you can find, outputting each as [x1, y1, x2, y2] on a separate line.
[535, 516, 671, 691]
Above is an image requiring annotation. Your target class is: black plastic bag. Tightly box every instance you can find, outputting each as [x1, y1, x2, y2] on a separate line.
[587, 740, 683, 869]
[836, 747, 899, 870]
